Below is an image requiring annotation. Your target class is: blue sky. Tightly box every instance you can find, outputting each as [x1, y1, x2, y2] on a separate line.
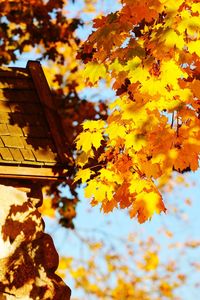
[46, 169, 200, 300]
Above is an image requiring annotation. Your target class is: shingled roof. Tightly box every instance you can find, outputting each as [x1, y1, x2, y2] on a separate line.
[0, 61, 67, 180]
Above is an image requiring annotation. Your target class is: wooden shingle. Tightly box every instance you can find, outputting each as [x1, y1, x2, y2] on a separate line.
[0, 61, 68, 181]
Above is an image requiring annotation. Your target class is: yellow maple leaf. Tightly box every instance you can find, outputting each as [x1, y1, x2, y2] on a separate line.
[160, 60, 186, 89]
[125, 56, 149, 85]
[39, 196, 55, 218]
[130, 190, 166, 223]
[74, 168, 94, 183]
[164, 29, 185, 50]
[85, 179, 114, 202]
[105, 122, 127, 143]
[178, 10, 199, 36]
[83, 62, 107, 84]
[58, 257, 73, 270]
[129, 176, 149, 194]
[143, 251, 159, 271]
[83, 119, 105, 131]
[125, 132, 147, 152]
[160, 0, 184, 12]
[76, 130, 103, 152]
[99, 168, 122, 184]
[191, 3, 200, 14]
[188, 40, 200, 57]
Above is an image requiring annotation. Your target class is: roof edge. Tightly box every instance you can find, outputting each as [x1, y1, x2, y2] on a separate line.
[0, 165, 66, 180]
[26, 60, 68, 164]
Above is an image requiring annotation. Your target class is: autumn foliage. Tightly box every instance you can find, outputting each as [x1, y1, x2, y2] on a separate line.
[1, 0, 200, 225]
[1, 0, 200, 299]
[75, 0, 200, 222]
[0, 0, 200, 226]
[58, 233, 188, 300]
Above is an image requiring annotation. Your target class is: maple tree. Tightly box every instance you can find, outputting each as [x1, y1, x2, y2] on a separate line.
[4, 0, 200, 225]
[1, 0, 108, 228]
[52, 172, 200, 299]
[57, 231, 194, 300]
[75, 0, 200, 223]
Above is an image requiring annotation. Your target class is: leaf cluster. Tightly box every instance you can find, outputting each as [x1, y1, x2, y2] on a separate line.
[75, 0, 200, 222]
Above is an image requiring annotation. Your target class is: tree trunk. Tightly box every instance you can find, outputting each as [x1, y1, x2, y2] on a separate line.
[0, 184, 71, 299]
